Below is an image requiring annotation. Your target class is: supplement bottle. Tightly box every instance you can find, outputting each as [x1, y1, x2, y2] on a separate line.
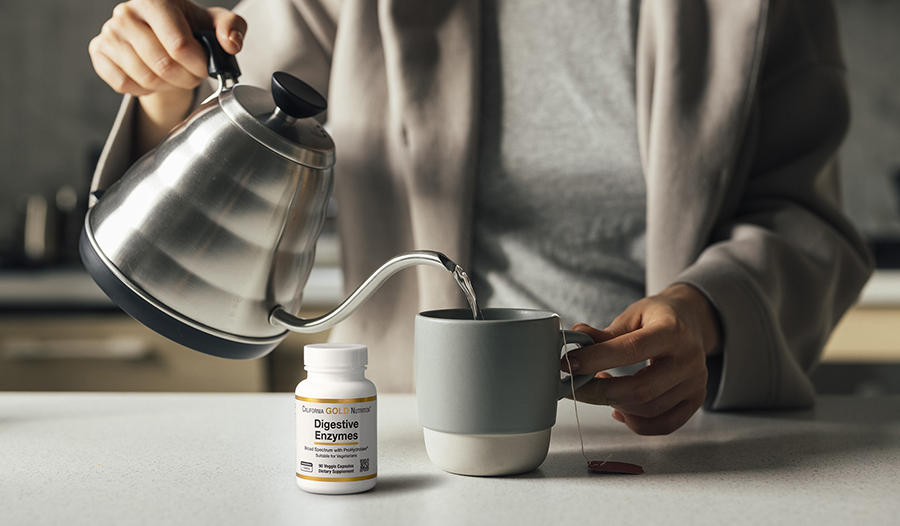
[295, 343, 377, 494]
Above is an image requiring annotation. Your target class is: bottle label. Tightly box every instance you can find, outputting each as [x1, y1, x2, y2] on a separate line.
[295, 395, 377, 482]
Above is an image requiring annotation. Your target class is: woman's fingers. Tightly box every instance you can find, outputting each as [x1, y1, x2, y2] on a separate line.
[125, 0, 208, 79]
[89, 1, 200, 95]
[563, 320, 686, 374]
[206, 7, 248, 54]
[614, 393, 706, 436]
[609, 370, 707, 419]
[570, 376, 611, 405]
[94, 24, 169, 93]
[117, 10, 204, 90]
[89, 44, 153, 96]
[608, 355, 702, 406]
[570, 323, 617, 344]
[89, 0, 248, 97]
[570, 355, 706, 410]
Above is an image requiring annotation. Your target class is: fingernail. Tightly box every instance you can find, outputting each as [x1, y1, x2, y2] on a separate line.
[563, 357, 580, 373]
[229, 30, 244, 51]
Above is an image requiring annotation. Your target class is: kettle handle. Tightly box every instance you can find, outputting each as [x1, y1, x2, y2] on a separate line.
[194, 31, 241, 82]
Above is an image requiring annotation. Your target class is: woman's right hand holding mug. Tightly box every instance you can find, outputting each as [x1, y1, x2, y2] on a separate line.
[88, 0, 246, 154]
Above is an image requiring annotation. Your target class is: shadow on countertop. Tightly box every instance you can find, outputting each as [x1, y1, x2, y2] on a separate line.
[519, 395, 900, 479]
[812, 362, 900, 397]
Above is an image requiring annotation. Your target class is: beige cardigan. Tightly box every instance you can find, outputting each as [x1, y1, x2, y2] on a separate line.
[92, 0, 873, 409]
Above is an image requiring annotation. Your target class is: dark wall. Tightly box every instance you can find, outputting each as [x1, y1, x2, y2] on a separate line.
[836, 0, 900, 238]
[0, 0, 238, 266]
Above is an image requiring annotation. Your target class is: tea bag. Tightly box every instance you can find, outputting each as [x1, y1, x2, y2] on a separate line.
[559, 318, 644, 475]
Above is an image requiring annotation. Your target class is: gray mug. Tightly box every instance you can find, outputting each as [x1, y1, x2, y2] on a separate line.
[415, 308, 595, 476]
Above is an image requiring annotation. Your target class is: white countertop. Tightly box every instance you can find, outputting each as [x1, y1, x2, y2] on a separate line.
[1, 393, 898, 525]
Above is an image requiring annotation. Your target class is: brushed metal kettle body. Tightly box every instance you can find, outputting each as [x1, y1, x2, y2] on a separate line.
[86, 84, 334, 337]
[81, 33, 458, 359]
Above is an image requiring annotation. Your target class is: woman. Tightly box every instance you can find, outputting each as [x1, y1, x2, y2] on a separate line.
[88, 0, 873, 435]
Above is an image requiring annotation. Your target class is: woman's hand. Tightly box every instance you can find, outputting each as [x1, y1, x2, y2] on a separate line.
[561, 283, 722, 436]
[88, 0, 246, 153]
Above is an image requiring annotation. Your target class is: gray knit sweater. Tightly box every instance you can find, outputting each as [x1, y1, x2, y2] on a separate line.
[473, 0, 646, 330]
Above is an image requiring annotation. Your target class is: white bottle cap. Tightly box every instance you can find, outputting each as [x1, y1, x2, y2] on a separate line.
[303, 343, 368, 368]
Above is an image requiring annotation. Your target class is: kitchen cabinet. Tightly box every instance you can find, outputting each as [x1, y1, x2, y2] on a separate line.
[0, 257, 339, 392]
[823, 307, 900, 362]
[0, 313, 267, 392]
[821, 271, 900, 363]
[0, 312, 331, 392]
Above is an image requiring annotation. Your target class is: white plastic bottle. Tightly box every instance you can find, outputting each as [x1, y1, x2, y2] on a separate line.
[295, 343, 377, 494]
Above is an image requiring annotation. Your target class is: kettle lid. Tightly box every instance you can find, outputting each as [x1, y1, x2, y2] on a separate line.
[219, 73, 335, 170]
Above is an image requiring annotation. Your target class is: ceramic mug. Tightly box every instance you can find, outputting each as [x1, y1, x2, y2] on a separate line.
[414, 308, 595, 476]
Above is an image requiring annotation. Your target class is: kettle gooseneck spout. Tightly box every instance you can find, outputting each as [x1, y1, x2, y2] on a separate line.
[269, 250, 458, 333]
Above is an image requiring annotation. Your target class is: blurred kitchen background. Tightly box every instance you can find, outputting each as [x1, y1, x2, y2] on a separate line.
[0, 0, 898, 394]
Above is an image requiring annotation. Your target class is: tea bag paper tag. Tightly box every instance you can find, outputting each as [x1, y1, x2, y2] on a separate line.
[588, 459, 644, 475]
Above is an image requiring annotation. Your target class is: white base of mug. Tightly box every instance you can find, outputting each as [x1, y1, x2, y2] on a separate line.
[422, 428, 551, 476]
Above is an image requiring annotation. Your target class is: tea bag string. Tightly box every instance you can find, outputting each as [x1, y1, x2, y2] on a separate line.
[556, 315, 643, 474]
[557, 315, 592, 465]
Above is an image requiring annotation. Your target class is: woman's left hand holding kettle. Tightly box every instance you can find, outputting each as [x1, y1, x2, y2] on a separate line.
[88, 0, 247, 155]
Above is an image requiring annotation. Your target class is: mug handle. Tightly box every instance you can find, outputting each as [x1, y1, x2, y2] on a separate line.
[557, 330, 597, 400]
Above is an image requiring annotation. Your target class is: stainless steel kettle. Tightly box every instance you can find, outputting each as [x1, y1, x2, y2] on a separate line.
[80, 32, 460, 359]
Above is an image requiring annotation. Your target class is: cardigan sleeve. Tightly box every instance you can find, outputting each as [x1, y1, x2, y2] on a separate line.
[675, 0, 873, 410]
[88, 0, 339, 201]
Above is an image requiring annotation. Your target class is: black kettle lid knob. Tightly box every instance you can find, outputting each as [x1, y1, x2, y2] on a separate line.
[271, 72, 327, 119]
